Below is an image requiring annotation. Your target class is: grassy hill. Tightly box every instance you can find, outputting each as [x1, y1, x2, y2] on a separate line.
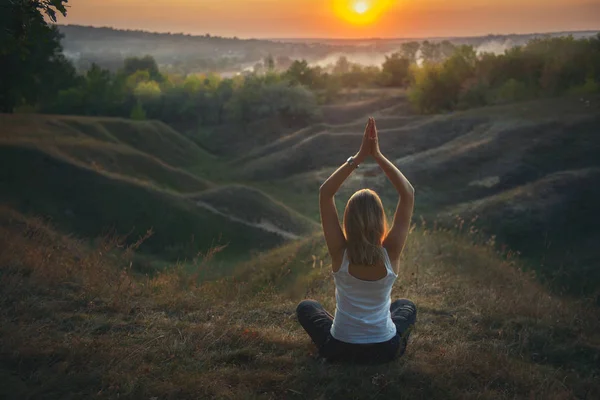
[1, 91, 599, 399]
[442, 168, 600, 295]
[0, 114, 316, 266]
[239, 94, 600, 295]
[239, 115, 485, 180]
[190, 185, 317, 237]
[1, 207, 598, 399]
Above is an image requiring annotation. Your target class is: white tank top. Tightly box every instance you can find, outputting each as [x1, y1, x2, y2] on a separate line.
[330, 247, 398, 344]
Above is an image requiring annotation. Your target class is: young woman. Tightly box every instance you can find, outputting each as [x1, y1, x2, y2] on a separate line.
[296, 117, 417, 364]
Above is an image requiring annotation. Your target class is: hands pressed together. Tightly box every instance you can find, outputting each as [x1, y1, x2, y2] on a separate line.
[356, 117, 382, 163]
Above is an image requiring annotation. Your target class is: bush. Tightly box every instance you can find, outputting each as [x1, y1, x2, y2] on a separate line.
[130, 102, 147, 120]
[458, 79, 490, 109]
[490, 78, 530, 105]
[408, 64, 450, 113]
[568, 78, 599, 95]
[226, 80, 320, 123]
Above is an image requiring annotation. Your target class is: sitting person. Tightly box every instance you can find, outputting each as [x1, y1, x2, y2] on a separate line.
[297, 117, 417, 364]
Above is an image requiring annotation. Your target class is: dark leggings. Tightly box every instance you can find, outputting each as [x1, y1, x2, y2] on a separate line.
[296, 299, 417, 364]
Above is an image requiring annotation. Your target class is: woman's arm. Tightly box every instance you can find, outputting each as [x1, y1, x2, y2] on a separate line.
[371, 120, 415, 264]
[319, 119, 372, 268]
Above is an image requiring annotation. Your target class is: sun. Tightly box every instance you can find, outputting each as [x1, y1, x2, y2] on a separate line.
[333, 0, 392, 26]
[353, 1, 369, 14]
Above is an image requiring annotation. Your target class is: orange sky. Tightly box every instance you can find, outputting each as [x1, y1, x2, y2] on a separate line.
[58, 0, 600, 38]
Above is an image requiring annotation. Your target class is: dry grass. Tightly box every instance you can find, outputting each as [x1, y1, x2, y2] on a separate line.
[1, 208, 599, 400]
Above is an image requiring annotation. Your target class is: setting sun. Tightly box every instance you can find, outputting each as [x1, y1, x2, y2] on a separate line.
[353, 1, 369, 14]
[333, 0, 393, 26]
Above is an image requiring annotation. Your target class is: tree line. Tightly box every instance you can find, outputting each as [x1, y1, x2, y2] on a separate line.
[280, 37, 600, 112]
[2, 0, 599, 124]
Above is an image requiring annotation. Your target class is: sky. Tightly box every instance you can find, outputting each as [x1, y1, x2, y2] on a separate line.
[58, 0, 600, 39]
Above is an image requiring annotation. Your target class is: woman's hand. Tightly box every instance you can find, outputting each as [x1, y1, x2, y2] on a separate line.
[370, 117, 383, 159]
[356, 118, 374, 163]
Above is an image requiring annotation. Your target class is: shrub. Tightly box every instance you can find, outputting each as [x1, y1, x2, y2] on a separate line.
[490, 78, 530, 105]
[568, 78, 599, 95]
[130, 101, 147, 120]
[458, 79, 490, 109]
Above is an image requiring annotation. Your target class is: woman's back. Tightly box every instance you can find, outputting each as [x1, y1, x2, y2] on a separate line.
[296, 117, 416, 363]
[331, 247, 398, 344]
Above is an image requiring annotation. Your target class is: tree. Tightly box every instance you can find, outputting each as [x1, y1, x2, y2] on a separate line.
[0, 0, 75, 112]
[421, 41, 443, 64]
[400, 42, 420, 63]
[408, 63, 449, 113]
[333, 56, 351, 75]
[123, 56, 163, 81]
[285, 60, 319, 88]
[264, 54, 275, 71]
[381, 53, 411, 87]
[276, 55, 294, 71]
[439, 40, 457, 60]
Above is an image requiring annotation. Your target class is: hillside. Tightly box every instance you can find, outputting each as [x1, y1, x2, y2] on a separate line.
[1, 206, 598, 399]
[2, 93, 598, 293]
[1, 89, 599, 399]
[237, 94, 600, 295]
[0, 114, 316, 265]
[190, 185, 317, 239]
[442, 168, 600, 294]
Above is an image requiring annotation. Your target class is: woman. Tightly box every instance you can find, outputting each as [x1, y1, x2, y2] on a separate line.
[296, 117, 417, 364]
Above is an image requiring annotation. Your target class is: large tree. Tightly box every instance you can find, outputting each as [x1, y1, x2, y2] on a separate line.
[0, 0, 75, 112]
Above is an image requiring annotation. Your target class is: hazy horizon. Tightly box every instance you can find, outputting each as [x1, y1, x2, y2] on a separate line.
[57, 0, 600, 40]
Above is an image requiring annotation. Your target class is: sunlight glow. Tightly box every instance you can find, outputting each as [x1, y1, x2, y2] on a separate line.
[353, 1, 369, 14]
[333, 0, 393, 26]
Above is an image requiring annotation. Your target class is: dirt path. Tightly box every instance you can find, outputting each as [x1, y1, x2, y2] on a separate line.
[195, 200, 300, 240]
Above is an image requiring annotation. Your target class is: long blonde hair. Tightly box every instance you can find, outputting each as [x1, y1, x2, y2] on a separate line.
[343, 189, 388, 266]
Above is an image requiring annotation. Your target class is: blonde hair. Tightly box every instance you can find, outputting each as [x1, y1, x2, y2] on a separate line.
[343, 189, 388, 266]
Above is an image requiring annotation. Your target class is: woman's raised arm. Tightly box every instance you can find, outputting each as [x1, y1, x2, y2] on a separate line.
[319, 119, 372, 266]
[370, 119, 415, 264]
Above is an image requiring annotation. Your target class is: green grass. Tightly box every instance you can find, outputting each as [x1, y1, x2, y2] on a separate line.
[1, 207, 598, 399]
[0, 114, 214, 168]
[189, 184, 318, 235]
[0, 113, 223, 187]
[0, 144, 288, 264]
[442, 168, 600, 296]
[0, 114, 320, 266]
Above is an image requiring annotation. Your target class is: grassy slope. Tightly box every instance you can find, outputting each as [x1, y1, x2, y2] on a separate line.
[239, 115, 488, 179]
[442, 168, 600, 294]
[1, 208, 598, 400]
[244, 95, 600, 294]
[0, 145, 287, 263]
[0, 114, 316, 264]
[0, 114, 215, 192]
[189, 185, 318, 236]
